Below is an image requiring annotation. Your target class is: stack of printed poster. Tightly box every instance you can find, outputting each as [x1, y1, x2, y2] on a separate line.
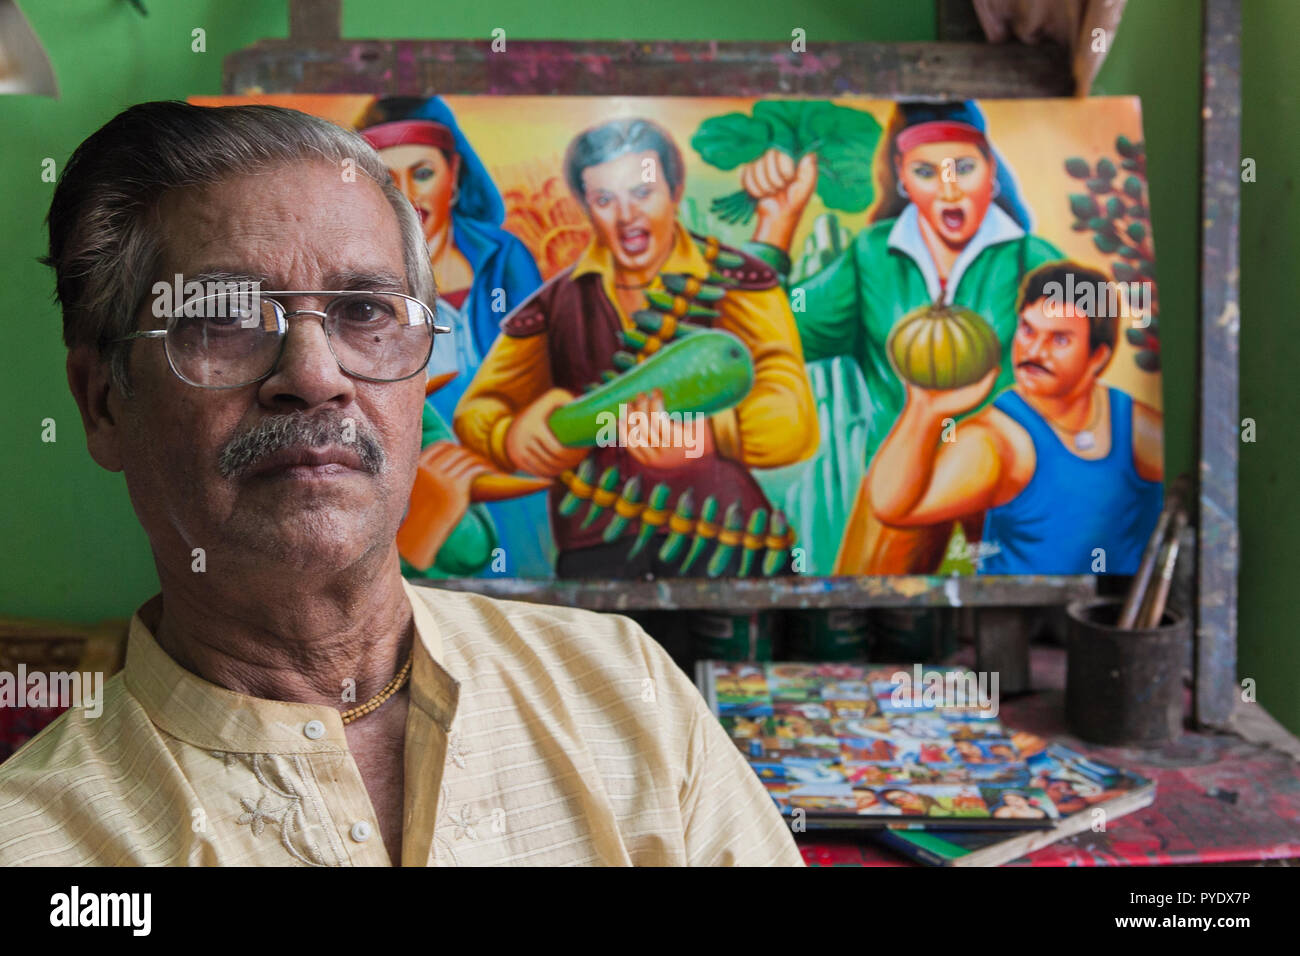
[695, 661, 1156, 866]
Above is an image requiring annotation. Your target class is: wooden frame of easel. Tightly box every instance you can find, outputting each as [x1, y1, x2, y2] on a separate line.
[223, 0, 1240, 728]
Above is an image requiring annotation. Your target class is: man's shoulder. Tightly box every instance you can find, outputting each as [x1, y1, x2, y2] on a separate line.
[0, 676, 134, 781]
[0, 677, 149, 864]
[406, 585, 801, 865]
[499, 265, 582, 337]
[980, 389, 1034, 438]
[685, 230, 779, 291]
[976, 394, 1037, 479]
[409, 585, 698, 711]
[413, 585, 657, 667]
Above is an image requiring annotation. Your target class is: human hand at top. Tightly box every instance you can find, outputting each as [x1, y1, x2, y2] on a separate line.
[741, 148, 818, 251]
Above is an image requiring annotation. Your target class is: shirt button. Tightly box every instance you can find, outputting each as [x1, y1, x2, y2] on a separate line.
[350, 821, 373, 843]
[304, 720, 326, 740]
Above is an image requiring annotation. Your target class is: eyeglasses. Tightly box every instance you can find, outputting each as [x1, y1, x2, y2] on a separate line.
[114, 290, 449, 389]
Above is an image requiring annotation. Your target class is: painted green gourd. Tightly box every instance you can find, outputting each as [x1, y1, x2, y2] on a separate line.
[547, 330, 754, 448]
[886, 302, 1001, 390]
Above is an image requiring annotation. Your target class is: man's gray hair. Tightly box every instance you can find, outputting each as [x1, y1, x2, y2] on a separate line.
[44, 100, 435, 395]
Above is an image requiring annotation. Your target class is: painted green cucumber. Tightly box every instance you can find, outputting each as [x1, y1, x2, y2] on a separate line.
[547, 330, 754, 448]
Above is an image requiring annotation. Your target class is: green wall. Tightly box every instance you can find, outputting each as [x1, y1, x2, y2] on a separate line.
[1090, 0, 1199, 507]
[0, 2, 1288, 731]
[1239, 0, 1300, 735]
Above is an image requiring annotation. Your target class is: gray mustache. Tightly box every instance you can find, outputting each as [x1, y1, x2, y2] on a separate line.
[217, 413, 386, 478]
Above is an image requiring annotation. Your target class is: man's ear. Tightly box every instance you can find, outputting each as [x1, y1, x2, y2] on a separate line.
[66, 345, 124, 473]
[1086, 341, 1114, 380]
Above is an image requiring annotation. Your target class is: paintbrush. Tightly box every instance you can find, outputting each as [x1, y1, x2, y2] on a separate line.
[1118, 475, 1191, 629]
[1137, 508, 1188, 629]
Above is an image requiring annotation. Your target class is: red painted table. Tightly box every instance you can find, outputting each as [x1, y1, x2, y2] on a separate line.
[797, 646, 1300, 866]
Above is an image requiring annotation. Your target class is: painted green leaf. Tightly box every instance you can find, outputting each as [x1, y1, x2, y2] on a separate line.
[1088, 216, 1116, 234]
[1127, 221, 1147, 242]
[1116, 135, 1140, 158]
[691, 112, 774, 169]
[1096, 157, 1118, 179]
[1071, 194, 1099, 219]
[806, 105, 883, 212]
[1105, 196, 1125, 218]
[1065, 157, 1091, 179]
[1122, 158, 1140, 171]
[1087, 178, 1113, 194]
[1113, 262, 1138, 282]
[752, 99, 809, 155]
[693, 100, 881, 213]
[1135, 349, 1160, 372]
[1125, 327, 1148, 346]
[1123, 175, 1144, 199]
[1129, 204, 1147, 218]
[1094, 233, 1120, 254]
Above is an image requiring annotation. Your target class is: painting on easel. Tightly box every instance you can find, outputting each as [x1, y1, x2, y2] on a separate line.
[193, 94, 1165, 581]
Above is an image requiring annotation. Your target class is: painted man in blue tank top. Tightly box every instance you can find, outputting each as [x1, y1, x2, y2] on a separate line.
[865, 262, 1164, 575]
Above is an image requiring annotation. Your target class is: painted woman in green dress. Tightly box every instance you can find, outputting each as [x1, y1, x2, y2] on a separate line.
[740, 102, 1064, 573]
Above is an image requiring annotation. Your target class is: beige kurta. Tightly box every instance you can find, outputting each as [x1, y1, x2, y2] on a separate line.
[0, 579, 802, 867]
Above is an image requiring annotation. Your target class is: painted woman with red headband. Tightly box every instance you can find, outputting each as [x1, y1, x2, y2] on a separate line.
[361, 98, 551, 578]
[740, 101, 1064, 573]
[360, 98, 543, 427]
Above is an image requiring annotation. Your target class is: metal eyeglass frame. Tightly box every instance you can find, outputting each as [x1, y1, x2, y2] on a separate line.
[113, 290, 451, 389]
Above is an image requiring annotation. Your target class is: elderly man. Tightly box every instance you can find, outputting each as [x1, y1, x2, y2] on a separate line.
[0, 101, 802, 867]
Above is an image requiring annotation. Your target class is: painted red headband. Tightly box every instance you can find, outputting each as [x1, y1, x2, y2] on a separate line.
[361, 119, 457, 153]
[895, 121, 987, 154]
